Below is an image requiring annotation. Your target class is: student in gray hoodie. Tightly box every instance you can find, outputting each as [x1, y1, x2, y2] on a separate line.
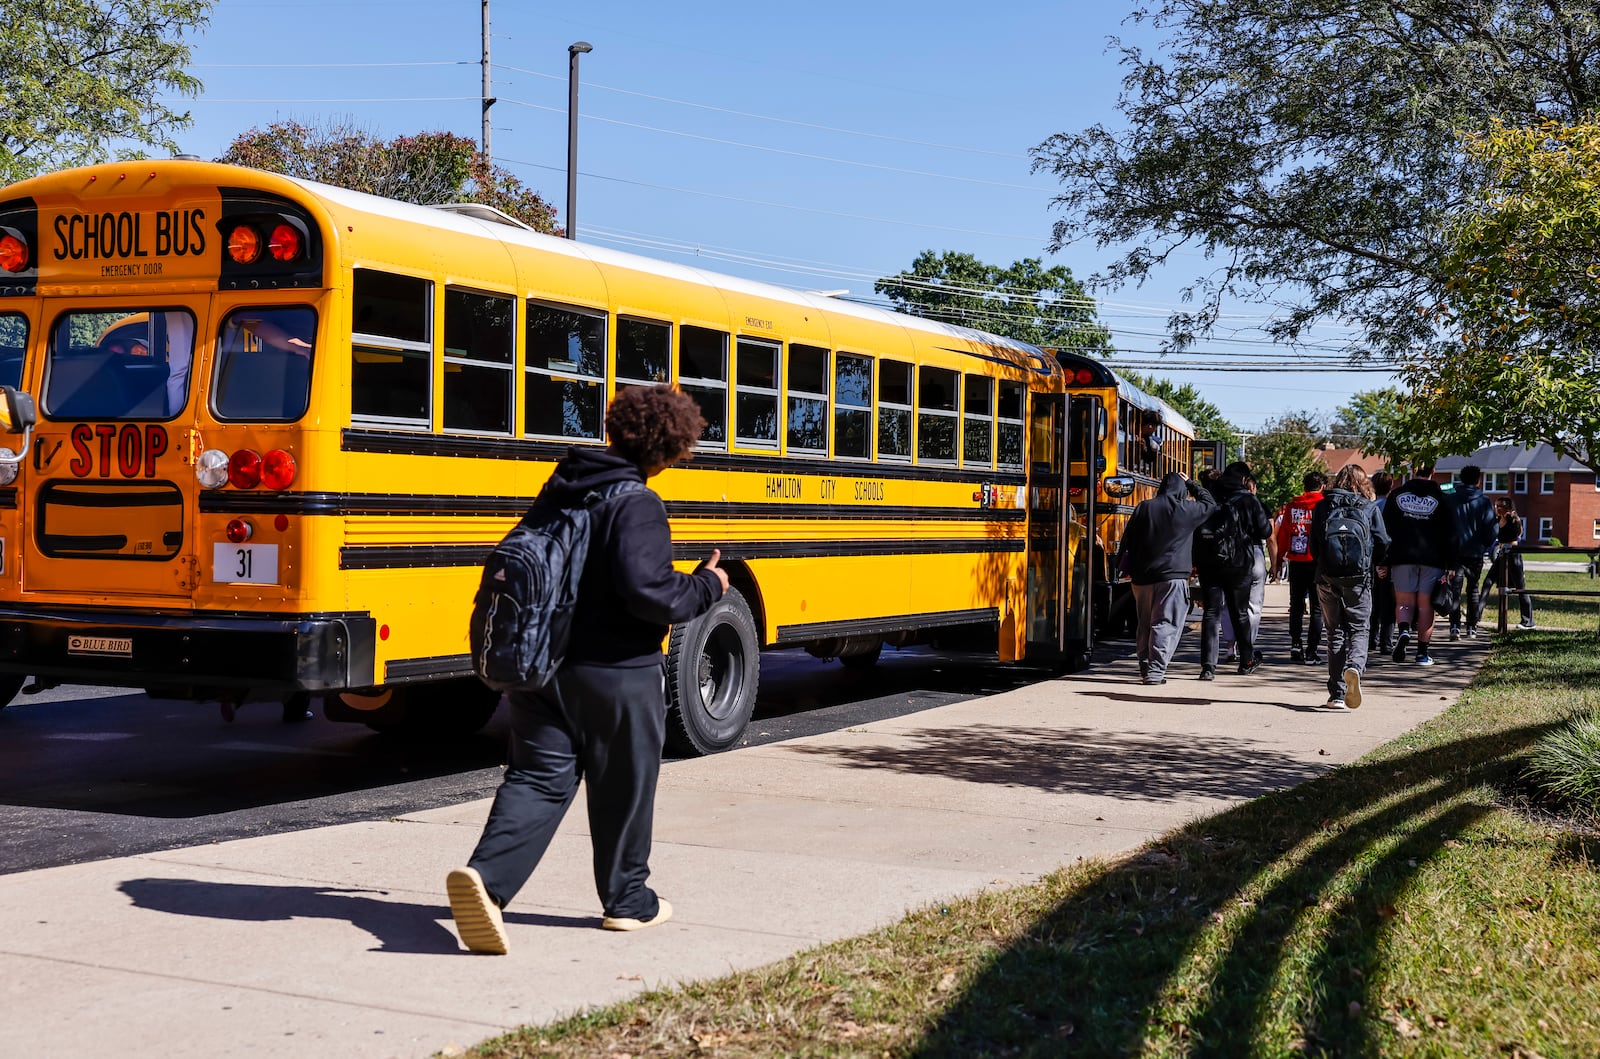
[1120, 471, 1217, 684]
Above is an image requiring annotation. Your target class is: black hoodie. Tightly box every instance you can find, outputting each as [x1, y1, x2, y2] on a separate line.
[1122, 472, 1217, 585]
[538, 447, 723, 667]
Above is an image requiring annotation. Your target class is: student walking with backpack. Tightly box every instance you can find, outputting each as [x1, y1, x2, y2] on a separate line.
[1194, 462, 1274, 678]
[1381, 462, 1459, 666]
[448, 386, 729, 955]
[1309, 464, 1391, 709]
[1122, 471, 1217, 684]
[1448, 464, 1498, 639]
[1274, 470, 1327, 664]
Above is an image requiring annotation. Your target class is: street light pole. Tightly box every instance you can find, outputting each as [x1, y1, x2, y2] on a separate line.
[566, 41, 592, 240]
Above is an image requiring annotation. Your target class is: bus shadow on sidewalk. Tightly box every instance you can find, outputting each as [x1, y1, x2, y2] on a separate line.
[117, 876, 596, 954]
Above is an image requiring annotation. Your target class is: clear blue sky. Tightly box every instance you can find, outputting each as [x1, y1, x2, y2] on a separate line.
[168, 0, 1396, 436]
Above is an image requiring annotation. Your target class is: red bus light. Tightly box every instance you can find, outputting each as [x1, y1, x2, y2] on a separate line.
[226, 224, 262, 264]
[268, 223, 301, 262]
[225, 518, 254, 543]
[261, 449, 297, 490]
[1074, 368, 1095, 385]
[228, 449, 262, 488]
[0, 233, 28, 273]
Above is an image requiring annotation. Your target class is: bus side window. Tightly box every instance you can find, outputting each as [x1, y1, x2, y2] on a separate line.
[524, 301, 604, 441]
[734, 337, 780, 449]
[963, 374, 993, 468]
[787, 343, 829, 456]
[443, 288, 513, 435]
[877, 359, 912, 461]
[997, 380, 1025, 472]
[352, 270, 432, 427]
[833, 352, 872, 459]
[917, 366, 958, 464]
[679, 325, 728, 446]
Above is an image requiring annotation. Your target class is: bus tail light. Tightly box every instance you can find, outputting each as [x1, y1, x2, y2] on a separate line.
[267, 223, 302, 262]
[261, 449, 297, 490]
[226, 224, 262, 264]
[1074, 368, 1095, 385]
[196, 449, 230, 488]
[0, 233, 27, 273]
[228, 449, 262, 489]
[0, 447, 17, 485]
[225, 518, 254, 543]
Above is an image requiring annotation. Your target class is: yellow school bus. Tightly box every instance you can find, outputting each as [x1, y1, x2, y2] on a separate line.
[0, 160, 1094, 753]
[1054, 350, 1200, 638]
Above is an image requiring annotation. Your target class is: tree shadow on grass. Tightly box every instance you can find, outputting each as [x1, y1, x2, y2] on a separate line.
[907, 721, 1566, 1057]
[117, 877, 596, 955]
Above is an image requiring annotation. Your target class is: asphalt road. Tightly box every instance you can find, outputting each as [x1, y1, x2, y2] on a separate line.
[0, 646, 1058, 876]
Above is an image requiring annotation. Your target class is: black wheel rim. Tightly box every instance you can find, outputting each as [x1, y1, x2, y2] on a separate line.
[696, 621, 745, 722]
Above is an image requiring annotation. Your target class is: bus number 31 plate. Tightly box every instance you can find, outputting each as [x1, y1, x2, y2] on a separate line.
[212, 543, 280, 585]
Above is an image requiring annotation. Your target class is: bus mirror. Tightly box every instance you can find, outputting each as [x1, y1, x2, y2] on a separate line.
[0, 386, 36, 436]
[1103, 475, 1136, 498]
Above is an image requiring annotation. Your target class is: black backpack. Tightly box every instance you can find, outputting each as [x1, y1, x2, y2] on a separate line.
[1319, 493, 1373, 582]
[468, 478, 645, 692]
[1196, 497, 1253, 574]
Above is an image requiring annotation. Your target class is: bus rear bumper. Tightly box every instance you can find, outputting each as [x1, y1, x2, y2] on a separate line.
[0, 605, 376, 694]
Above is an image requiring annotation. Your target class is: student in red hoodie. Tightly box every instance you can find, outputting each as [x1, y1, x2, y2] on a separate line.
[1274, 470, 1328, 664]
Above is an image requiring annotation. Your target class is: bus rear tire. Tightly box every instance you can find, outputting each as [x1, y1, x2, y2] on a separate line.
[665, 587, 759, 756]
[363, 678, 501, 737]
[0, 674, 24, 711]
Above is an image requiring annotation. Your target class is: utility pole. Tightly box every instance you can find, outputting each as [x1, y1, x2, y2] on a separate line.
[481, 0, 495, 161]
[567, 41, 592, 240]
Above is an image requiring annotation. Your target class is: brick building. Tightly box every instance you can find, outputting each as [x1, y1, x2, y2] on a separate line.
[1436, 445, 1599, 547]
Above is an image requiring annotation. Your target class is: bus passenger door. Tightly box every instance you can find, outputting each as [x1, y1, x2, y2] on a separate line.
[1064, 395, 1101, 663]
[1024, 392, 1073, 662]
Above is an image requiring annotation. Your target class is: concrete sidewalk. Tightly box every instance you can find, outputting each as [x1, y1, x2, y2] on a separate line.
[0, 589, 1482, 1058]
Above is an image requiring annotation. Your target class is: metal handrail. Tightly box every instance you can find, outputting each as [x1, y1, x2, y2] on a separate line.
[1484, 544, 1600, 635]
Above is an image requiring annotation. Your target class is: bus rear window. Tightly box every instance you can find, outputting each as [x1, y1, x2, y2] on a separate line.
[44, 309, 196, 420]
[213, 307, 315, 421]
[0, 313, 24, 390]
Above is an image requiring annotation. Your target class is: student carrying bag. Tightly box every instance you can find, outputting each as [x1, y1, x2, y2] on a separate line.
[468, 479, 645, 692]
[1319, 493, 1374, 584]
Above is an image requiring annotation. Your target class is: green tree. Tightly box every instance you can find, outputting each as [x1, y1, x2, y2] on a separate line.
[874, 251, 1110, 350]
[218, 121, 560, 234]
[1030, 1, 1600, 361]
[1328, 388, 1416, 467]
[1120, 370, 1240, 454]
[1416, 119, 1600, 467]
[1, 0, 211, 185]
[1247, 412, 1328, 516]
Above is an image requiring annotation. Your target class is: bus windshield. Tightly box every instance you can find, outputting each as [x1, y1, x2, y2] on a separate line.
[44, 309, 196, 420]
[214, 307, 316, 421]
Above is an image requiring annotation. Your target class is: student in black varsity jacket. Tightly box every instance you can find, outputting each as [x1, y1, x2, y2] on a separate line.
[447, 386, 728, 955]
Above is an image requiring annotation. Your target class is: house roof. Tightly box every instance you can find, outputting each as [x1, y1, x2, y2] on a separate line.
[1313, 448, 1386, 474]
[1436, 443, 1591, 474]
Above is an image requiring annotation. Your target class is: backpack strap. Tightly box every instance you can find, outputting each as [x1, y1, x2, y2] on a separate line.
[583, 478, 648, 507]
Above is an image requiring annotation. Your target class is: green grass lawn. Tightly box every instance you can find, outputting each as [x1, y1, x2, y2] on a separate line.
[1512, 568, 1600, 631]
[461, 630, 1600, 1058]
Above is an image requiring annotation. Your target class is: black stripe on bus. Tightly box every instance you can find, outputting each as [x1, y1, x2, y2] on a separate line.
[39, 485, 183, 508]
[340, 428, 1027, 487]
[775, 607, 1000, 644]
[339, 536, 1025, 570]
[199, 491, 1026, 523]
[385, 654, 474, 682]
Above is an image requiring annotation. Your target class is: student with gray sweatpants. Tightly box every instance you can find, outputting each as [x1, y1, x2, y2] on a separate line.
[1120, 471, 1217, 685]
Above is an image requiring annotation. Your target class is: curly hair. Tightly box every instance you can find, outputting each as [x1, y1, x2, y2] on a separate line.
[1333, 463, 1374, 499]
[606, 385, 706, 468]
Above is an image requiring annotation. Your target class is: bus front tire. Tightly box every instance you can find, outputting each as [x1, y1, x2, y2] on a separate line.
[665, 587, 760, 757]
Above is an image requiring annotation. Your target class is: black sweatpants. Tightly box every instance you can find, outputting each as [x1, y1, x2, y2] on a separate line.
[1286, 560, 1323, 654]
[468, 662, 667, 921]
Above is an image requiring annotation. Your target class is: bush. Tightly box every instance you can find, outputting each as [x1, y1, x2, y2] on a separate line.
[1527, 710, 1600, 817]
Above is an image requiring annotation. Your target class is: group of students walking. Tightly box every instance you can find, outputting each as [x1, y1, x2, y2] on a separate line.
[1122, 459, 1534, 709]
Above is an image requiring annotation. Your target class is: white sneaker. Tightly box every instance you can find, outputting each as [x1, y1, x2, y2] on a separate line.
[1343, 667, 1362, 709]
[1324, 697, 1348, 710]
[446, 867, 509, 955]
[602, 898, 673, 932]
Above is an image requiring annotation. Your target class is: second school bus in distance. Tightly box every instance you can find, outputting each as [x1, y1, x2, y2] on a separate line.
[0, 160, 1183, 753]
